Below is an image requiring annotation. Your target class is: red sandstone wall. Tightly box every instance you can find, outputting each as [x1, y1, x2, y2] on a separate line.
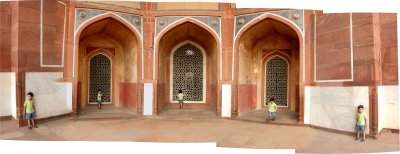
[0, 2, 11, 72]
[379, 13, 398, 85]
[119, 83, 137, 111]
[42, 0, 65, 65]
[15, 1, 41, 70]
[237, 84, 256, 112]
[314, 13, 398, 85]
[315, 13, 352, 80]
[8, 1, 65, 72]
[351, 13, 375, 84]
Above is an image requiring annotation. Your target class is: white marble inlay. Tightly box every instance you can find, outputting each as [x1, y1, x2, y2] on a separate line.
[25, 72, 72, 119]
[308, 86, 369, 133]
[143, 83, 153, 116]
[11, 73, 16, 118]
[304, 86, 311, 124]
[222, 84, 232, 117]
[378, 86, 399, 132]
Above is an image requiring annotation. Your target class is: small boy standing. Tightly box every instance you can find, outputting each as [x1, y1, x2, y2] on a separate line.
[97, 89, 103, 109]
[177, 90, 185, 109]
[23, 92, 37, 130]
[355, 105, 368, 142]
[266, 97, 278, 121]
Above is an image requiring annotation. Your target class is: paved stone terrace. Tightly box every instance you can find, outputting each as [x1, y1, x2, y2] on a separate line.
[0, 114, 399, 153]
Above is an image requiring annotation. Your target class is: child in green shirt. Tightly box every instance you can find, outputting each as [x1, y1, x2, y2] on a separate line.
[266, 97, 278, 121]
[177, 90, 185, 109]
[355, 105, 368, 142]
[97, 89, 103, 109]
[23, 92, 37, 130]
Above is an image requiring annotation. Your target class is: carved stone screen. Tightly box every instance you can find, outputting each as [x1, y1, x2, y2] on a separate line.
[265, 56, 288, 106]
[89, 54, 111, 102]
[172, 44, 204, 101]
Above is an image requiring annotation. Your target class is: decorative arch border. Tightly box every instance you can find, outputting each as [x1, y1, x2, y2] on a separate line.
[74, 8, 142, 36]
[86, 48, 115, 105]
[155, 16, 221, 38]
[73, 9, 143, 79]
[153, 17, 222, 80]
[169, 40, 207, 103]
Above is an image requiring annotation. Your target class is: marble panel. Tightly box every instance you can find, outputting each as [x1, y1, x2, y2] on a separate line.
[308, 86, 369, 133]
[0, 73, 14, 117]
[378, 86, 399, 131]
[25, 72, 72, 119]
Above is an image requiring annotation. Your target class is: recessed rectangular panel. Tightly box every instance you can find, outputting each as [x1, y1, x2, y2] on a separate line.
[315, 13, 352, 81]
[41, 0, 66, 66]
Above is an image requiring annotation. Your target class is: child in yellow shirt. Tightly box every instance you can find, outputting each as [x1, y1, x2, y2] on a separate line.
[177, 90, 185, 109]
[355, 105, 368, 142]
[23, 92, 37, 130]
[266, 97, 278, 121]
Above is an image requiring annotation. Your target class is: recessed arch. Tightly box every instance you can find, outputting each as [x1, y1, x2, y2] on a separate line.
[154, 17, 221, 80]
[234, 13, 304, 81]
[169, 40, 207, 103]
[155, 18, 220, 115]
[234, 13, 302, 122]
[72, 13, 141, 114]
[73, 13, 142, 79]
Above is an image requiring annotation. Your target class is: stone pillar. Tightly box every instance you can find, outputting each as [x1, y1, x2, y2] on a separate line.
[221, 3, 235, 117]
[141, 2, 156, 115]
[64, 1, 75, 82]
[369, 13, 383, 135]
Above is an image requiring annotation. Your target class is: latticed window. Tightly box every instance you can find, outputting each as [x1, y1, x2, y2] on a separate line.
[172, 43, 204, 101]
[89, 54, 111, 102]
[265, 56, 288, 106]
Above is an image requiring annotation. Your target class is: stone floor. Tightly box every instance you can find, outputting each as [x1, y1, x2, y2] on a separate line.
[76, 105, 137, 120]
[238, 108, 299, 124]
[157, 108, 217, 120]
[0, 115, 399, 153]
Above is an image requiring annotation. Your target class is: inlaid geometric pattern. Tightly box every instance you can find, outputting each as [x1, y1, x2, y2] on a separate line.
[172, 44, 204, 101]
[234, 10, 304, 37]
[89, 54, 111, 102]
[155, 16, 221, 37]
[75, 8, 142, 36]
[265, 56, 288, 106]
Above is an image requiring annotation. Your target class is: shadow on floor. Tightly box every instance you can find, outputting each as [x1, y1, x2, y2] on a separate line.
[238, 108, 299, 124]
[76, 105, 137, 120]
[157, 108, 217, 120]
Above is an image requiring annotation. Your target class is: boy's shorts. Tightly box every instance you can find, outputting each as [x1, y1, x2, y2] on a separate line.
[26, 112, 36, 119]
[268, 111, 276, 117]
[356, 125, 365, 132]
[178, 99, 184, 104]
[97, 100, 102, 104]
